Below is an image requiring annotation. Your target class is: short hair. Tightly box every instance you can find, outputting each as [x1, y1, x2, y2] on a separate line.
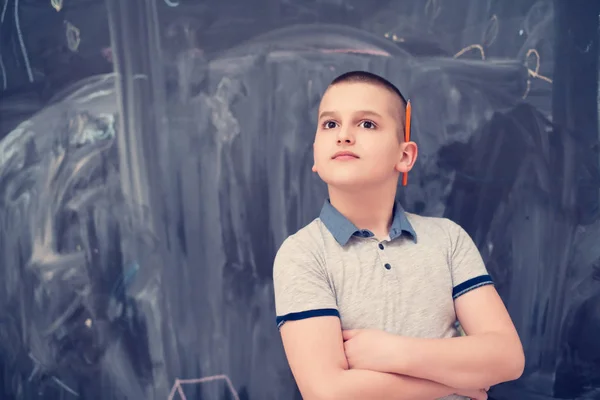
[328, 71, 408, 134]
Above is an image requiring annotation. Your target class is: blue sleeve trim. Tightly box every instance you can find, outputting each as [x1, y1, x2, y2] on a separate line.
[276, 308, 340, 329]
[452, 274, 494, 299]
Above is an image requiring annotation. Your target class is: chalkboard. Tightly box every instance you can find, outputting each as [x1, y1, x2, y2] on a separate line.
[0, 0, 598, 399]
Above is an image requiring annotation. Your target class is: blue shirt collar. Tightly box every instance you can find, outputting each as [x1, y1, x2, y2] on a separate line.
[319, 199, 417, 246]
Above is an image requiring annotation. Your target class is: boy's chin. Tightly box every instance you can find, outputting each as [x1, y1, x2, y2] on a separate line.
[321, 172, 398, 192]
[323, 177, 373, 191]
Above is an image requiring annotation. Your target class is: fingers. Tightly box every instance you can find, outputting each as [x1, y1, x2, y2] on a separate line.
[464, 389, 488, 400]
[342, 330, 357, 340]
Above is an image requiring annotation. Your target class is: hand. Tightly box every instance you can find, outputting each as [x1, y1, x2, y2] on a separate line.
[454, 387, 489, 400]
[342, 329, 396, 372]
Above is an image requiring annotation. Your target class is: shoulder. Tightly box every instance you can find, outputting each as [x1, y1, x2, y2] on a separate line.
[274, 219, 328, 273]
[276, 218, 327, 254]
[406, 213, 482, 268]
[405, 212, 464, 239]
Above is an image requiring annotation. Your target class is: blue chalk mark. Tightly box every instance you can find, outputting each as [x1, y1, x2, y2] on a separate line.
[111, 262, 140, 296]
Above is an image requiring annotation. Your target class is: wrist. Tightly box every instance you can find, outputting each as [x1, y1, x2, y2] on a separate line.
[385, 333, 412, 374]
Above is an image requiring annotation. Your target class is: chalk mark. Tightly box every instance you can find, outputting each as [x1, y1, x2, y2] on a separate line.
[101, 46, 113, 63]
[525, 49, 552, 84]
[50, 0, 63, 12]
[453, 44, 552, 100]
[28, 354, 80, 397]
[65, 21, 81, 52]
[167, 375, 240, 400]
[0, 51, 6, 90]
[424, 0, 442, 22]
[522, 48, 552, 99]
[319, 48, 390, 57]
[164, 0, 179, 6]
[42, 293, 85, 335]
[110, 261, 139, 296]
[384, 32, 405, 43]
[15, 0, 34, 82]
[176, 384, 185, 399]
[51, 376, 79, 397]
[523, 0, 551, 36]
[27, 362, 40, 382]
[1, 0, 8, 23]
[453, 44, 485, 60]
[482, 14, 499, 47]
[0, 0, 8, 90]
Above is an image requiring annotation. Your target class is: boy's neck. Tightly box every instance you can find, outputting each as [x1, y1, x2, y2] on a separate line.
[328, 184, 397, 239]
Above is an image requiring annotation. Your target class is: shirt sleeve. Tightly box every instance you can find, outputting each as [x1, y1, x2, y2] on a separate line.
[447, 219, 494, 299]
[272, 235, 339, 329]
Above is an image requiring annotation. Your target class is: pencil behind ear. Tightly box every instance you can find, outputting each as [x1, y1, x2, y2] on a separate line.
[402, 100, 412, 186]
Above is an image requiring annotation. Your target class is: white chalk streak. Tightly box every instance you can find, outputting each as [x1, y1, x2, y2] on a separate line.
[0, 51, 6, 90]
[0, 0, 8, 23]
[15, 0, 34, 82]
[167, 375, 240, 400]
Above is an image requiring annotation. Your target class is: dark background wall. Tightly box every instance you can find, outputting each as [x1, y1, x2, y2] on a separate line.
[0, 0, 598, 399]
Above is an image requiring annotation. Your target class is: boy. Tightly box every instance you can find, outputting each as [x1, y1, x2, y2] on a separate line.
[272, 71, 525, 400]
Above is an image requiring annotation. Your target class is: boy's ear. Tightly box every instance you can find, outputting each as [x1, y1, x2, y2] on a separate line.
[395, 141, 418, 173]
[312, 142, 318, 172]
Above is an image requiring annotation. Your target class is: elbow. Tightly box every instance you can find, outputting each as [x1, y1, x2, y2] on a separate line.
[490, 343, 525, 386]
[482, 332, 524, 386]
[472, 341, 525, 389]
[505, 346, 525, 381]
[502, 334, 525, 382]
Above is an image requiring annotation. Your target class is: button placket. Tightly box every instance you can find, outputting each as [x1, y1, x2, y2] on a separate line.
[377, 241, 392, 271]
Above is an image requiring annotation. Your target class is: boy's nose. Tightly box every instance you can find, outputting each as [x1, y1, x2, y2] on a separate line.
[336, 127, 355, 144]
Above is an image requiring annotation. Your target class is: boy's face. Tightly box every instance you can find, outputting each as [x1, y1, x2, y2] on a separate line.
[312, 82, 417, 190]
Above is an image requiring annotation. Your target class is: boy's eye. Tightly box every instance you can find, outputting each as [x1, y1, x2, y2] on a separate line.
[359, 120, 376, 129]
[323, 121, 338, 129]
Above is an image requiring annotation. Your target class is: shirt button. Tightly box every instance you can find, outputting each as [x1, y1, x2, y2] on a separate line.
[384, 263, 391, 270]
[378, 243, 384, 250]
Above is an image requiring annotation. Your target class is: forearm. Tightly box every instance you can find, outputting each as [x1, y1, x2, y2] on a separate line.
[389, 333, 525, 389]
[325, 368, 455, 400]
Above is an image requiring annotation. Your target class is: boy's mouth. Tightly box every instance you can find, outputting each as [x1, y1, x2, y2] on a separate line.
[332, 151, 359, 160]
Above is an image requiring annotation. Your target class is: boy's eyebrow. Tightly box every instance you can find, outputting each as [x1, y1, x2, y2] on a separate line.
[318, 110, 385, 120]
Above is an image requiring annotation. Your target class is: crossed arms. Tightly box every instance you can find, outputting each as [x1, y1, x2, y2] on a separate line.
[279, 285, 524, 400]
[274, 222, 525, 400]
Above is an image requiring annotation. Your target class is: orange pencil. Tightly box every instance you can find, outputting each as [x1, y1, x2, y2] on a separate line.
[402, 100, 412, 186]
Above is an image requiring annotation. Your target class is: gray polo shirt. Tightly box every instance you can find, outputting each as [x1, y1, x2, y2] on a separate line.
[273, 200, 493, 399]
